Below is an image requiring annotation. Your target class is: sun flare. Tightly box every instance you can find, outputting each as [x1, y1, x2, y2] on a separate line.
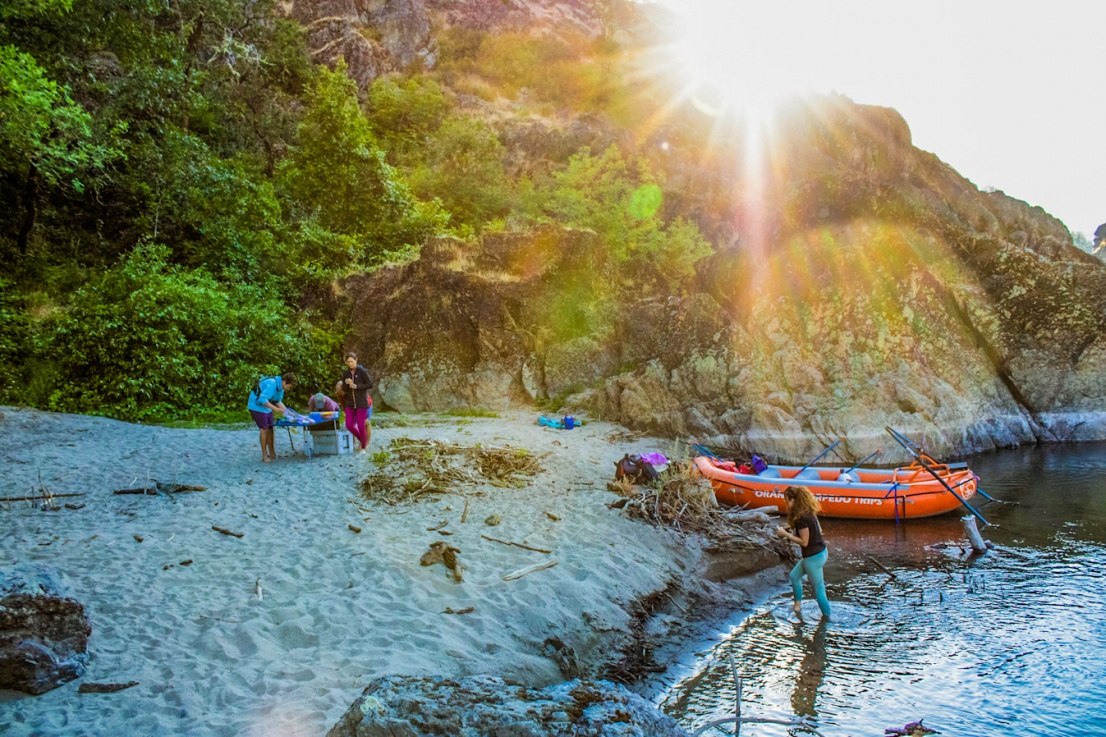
[660, 0, 831, 121]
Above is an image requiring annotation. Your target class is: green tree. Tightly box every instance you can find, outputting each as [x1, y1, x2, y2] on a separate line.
[528, 145, 710, 280]
[366, 75, 449, 156]
[410, 116, 510, 232]
[280, 61, 446, 266]
[0, 44, 118, 254]
[44, 243, 333, 420]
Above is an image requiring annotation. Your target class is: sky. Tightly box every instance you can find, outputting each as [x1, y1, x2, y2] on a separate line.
[657, 0, 1105, 237]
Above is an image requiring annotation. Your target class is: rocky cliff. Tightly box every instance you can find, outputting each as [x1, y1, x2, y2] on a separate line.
[300, 3, 1106, 463]
[287, 0, 601, 90]
[326, 90, 1106, 463]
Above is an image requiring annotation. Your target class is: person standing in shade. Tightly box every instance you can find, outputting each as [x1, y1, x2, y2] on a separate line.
[247, 372, 297, 463]
[340, 352, 372, 451]
[777, 485, 831, 621]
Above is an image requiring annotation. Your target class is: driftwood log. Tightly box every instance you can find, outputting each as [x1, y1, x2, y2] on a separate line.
[0, 492, 86, 503]
[962, 515, 988, 553]
[78, 681, 138, 694]
[114, 483, 206, 495]
[212, 526, 243, 539]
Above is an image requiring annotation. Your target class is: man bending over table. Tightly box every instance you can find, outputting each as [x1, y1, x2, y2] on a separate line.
[247, 372, 297, 463]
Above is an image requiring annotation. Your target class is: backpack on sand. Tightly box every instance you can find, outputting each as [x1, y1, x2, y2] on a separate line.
[614, 453, 660, 484]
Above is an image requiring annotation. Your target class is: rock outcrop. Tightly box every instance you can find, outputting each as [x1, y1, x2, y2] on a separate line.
[0, 564, 91, 695]
[286, 0, 604, 90]
[332, 94, 1106, 462]
[287, 0, 435, 90]
[425, 0, 601, 37]
[326, 675, 689, 737]
[301, 1, 1106, 463]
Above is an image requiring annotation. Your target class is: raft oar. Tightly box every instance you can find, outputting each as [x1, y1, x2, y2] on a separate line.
[964, 475, 1014, 505]
[688, 441, 724, 462]
[885, 426, 989, 526]
[795, 437, 846, 476]
[886, 427, 1008, 504]
[843, 448, 882, 476]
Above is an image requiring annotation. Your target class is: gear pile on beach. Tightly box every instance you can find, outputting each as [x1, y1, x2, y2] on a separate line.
[609, 461, 790, 555]
[360, 438, 545, 505]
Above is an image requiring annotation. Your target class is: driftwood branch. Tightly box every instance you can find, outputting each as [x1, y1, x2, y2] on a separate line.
[78, 681, 138, 694]
[442, 606, 475, 615]
[503, 560, 558, 581]
[114, 483, 206, 496]
[0, 492, 86, 503]
[212, 526, 243, 538]
[481, 535, 551, 554]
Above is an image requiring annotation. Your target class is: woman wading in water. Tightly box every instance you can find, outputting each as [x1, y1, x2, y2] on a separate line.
[777, 485, 831, 621]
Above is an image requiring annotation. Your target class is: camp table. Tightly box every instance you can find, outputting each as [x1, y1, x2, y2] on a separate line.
[274, 412, 344, 458]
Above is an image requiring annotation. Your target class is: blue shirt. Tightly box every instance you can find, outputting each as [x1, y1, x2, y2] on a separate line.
[247, 376, 284, 413]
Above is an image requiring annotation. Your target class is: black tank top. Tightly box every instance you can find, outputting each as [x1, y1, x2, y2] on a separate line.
[794, 513, 826, 558]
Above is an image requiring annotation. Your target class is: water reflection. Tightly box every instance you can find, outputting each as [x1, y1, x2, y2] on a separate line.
[661, 443, 1106, 736]
[790, 619, 827, 719]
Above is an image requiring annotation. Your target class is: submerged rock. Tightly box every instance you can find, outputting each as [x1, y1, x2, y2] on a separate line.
[326, 675, 689, 737]
[0, 564, 91, 695]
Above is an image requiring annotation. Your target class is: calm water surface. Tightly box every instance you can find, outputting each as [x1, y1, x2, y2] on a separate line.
[660, 444, 1106, 736]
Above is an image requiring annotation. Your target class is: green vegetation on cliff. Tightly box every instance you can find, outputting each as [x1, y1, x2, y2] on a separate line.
[0, 0, 713, 420]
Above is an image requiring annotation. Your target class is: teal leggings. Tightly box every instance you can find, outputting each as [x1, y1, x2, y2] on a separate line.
[790, 548, 831, 619]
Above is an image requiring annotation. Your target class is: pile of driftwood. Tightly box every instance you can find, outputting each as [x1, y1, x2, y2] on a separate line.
[608, 461, 789, 554]
[360, 439, 545, 505]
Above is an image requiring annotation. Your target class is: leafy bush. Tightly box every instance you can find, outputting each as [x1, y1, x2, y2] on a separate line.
[410, 116, 511, 232]
[437, 30, 627, 115]
[366, 75, 450, 154]
[0, 279, 30, 402]
[525, 145, 711, 281]
[43, 243, 334, 420]
[280, 61, 447, 266]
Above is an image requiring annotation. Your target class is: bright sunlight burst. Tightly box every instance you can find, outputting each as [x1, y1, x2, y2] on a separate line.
[660, 0, 837, 121]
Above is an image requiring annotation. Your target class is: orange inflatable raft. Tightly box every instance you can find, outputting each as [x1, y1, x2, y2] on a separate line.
[693, 455, 979, 520]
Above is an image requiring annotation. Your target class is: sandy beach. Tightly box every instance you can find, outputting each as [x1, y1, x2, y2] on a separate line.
[0, 408, 784, 736]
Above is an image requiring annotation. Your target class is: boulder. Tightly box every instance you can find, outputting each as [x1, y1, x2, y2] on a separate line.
[326, 675, 689, 737]
[425, 0, 601, 37]
[288, 0, 434, 90]
[0, 564, 91, 695]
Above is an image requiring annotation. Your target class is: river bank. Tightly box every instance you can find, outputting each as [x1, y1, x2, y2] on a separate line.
[0, 407, 786, 737]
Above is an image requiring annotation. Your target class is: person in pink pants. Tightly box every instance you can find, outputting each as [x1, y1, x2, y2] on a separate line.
[340, 352, 373, 451]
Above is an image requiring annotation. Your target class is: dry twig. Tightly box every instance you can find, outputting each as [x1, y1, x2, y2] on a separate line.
[611, 461, 789, 555]
[360, 439, 545, 505]
[481, 535, 552, 554]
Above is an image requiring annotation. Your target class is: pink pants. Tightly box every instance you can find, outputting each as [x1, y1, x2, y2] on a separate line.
[345, 407, 369, 449]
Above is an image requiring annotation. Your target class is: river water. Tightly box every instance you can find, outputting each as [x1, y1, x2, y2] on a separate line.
[659, 443, 1106, 736]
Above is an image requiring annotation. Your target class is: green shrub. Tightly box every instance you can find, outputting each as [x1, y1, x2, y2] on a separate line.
[0, 279, 29, 402]
[366, 76, 450, 153]
[43, 243, 334, 420]
[526, 145, 711, 283]
[279, 61, 447, 266]
[410, 116, 511, 232]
